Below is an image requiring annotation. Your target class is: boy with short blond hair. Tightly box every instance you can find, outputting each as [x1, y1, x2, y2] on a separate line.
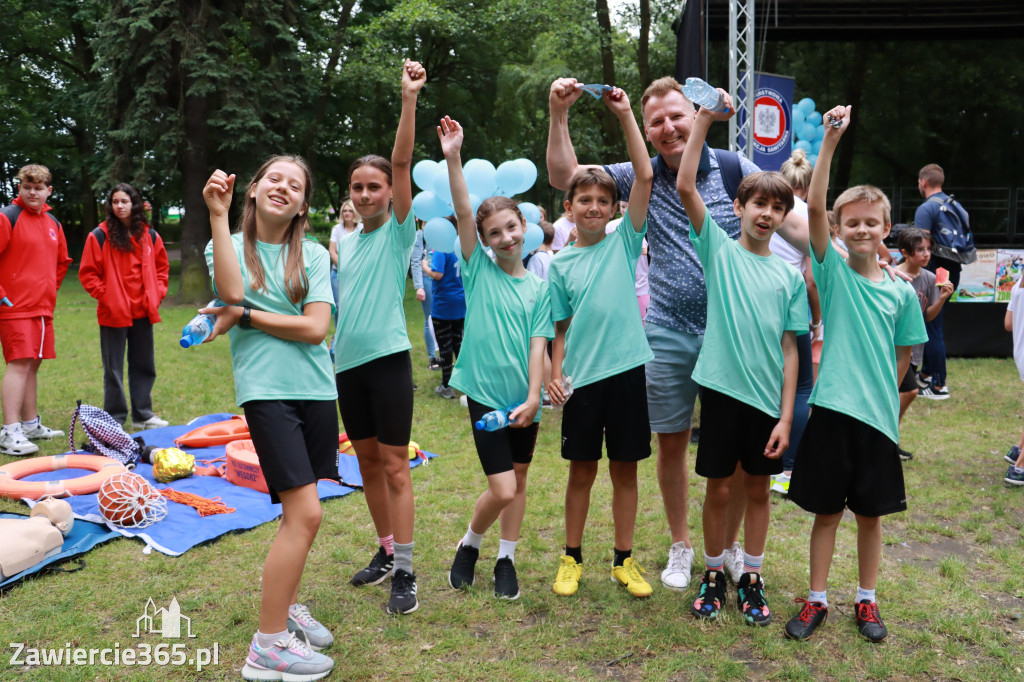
[0, 164, 73, 456]
[675, 89, 805, 626]
[546, 83, 655, 599]
[785, 107, 927, 643]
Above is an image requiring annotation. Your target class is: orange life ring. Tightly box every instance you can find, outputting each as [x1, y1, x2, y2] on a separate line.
[0, 454, 128, 500]
[175, 415, 249, 448]
[224, 440, 269, 494]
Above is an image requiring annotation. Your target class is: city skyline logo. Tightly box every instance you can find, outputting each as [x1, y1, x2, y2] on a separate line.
[134, 597, 196, 639]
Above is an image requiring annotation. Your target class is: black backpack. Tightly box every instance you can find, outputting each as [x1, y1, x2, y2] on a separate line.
[925, 194, 976, 265]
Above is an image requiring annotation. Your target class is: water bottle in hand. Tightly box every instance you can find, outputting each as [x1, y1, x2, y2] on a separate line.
[180, 300, 221, 348]
[561, 376, 574, 401]
[474, 406, 519, 432]
[681, 78, 729, 113]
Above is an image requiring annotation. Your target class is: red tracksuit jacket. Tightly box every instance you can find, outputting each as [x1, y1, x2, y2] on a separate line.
[0, 196, 73, 320]
[78, 221, 169, 327]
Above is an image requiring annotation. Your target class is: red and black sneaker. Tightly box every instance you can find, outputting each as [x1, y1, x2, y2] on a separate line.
[855, 600, 888, 642]
[784, 598, 828, 640]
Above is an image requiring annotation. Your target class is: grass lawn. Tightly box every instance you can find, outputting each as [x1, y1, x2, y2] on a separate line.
[1, 274, 1023, 681]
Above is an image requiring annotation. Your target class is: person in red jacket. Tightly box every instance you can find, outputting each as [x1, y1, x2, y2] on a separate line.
[79, 183, 170, 429]
[0, 165, 73, 456]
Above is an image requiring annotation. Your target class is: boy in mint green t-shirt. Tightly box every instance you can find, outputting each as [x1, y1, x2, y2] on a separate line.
[546, 84, 655, 600]
[676, 88, 804, 627]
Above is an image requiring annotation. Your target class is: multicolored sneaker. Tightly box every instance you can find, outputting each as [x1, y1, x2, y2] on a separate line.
[855, 600, 888, 642]
[241, 632, 334, 681]
[1006, 465, 1024, 486]
[387, 569, 419, 615]
[286, 604, 334, 650]
[770, 474, 791, 495]
[784, 598, 828, 640]
[448, 542, 479, 589]
[691, 570, 727, 620]
[552, 555, 582, 596]
[736, 572, 771, 626]
[1005, 445, 1021, 464]
[610, 557, 653, 597]
[349, 546, 393, 586]
[493, 557, 520, 600]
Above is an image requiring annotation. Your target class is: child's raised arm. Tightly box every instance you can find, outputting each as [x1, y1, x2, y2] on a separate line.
[808, 105, 850, 262]
[203, 169, 244, 304]
[675, 89, 734, 236]
[603, 87, 651, 231]
[392, 59, 427, 224]
[437, 116, 476, 262]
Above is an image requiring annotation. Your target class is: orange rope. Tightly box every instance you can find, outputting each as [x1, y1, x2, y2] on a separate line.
[160, 488, 236, 517]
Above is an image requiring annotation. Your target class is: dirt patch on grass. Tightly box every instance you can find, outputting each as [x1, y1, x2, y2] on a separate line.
[884, 538, 972, 569]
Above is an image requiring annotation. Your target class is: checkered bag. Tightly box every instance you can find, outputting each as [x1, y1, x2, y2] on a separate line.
[68, 401, 143, 468]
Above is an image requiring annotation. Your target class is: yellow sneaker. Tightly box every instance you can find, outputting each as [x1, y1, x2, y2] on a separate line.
[611, 557, 653, 598]
[552, 555, 582, 596]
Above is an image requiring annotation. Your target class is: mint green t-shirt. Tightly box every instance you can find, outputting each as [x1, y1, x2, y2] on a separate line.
[547, 211, 654, 388]
[690, 212, 808, 418]
[333, 212, 416, 372]
[810, 242, 928, 443]
[449, 243, 554, 420]
[205, 234, 337, 406]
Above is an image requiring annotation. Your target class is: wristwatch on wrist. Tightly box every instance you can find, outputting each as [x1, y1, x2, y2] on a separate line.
[240, 306, 252, 329]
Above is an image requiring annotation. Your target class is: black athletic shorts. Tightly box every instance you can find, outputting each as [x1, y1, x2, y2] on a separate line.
[694, 387, 785, 478]
[561, 365, 651, 462]
[899, 365, 920, 393]
[336, 351, 414, 445]
[243, 399, 340, 504]
[467, 397, 538, 476]
[789, 406, 907, 517]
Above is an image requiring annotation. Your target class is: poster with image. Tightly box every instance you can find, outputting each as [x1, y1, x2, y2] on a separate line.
[995, 249, 1024, 302]
[952, 249, 996, 302]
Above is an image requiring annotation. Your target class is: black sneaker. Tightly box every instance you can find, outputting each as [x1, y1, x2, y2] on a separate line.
[387, 569, 419, 615]
[690, 570, 727, 620]
[448, 543, 479, 589]
[784, 598, 828, 640]
[855, 600, 888, 642]
[349, 546, 394, 586]
[493, 557, 520, 600]
[428, 357, 441, 371]
[898, 446, 914, 461]
[736, 572, 772, 627]
[1005, 445, 1021, 464]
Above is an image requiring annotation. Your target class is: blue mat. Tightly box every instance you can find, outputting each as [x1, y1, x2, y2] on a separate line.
[0, 513, 121, 591]
[20, 414, 436, 556]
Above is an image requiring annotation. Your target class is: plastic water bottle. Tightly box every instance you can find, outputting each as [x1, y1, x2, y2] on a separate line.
[561, 376, 574, 401]
[681, 78, 729, 113]
[474, 406, 519, 432]
[180, 300, 221, 348]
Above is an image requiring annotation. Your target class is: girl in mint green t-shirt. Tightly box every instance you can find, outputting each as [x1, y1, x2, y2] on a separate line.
[203, 156, 338, 679]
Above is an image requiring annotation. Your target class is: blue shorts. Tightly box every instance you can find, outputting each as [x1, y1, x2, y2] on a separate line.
[644, 322, 702, 433]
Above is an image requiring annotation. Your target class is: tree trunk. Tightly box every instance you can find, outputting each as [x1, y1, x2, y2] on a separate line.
[638, 0, 650, 87]
[178, 83, 211, 302]
[595, 0, 622, 147]
[303, 2, 355, 171]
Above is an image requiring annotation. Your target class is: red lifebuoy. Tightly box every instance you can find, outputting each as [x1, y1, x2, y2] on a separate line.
[175, 415, 249, 448]
[0, 454, 128, 500]
[224, 440, 269, 494]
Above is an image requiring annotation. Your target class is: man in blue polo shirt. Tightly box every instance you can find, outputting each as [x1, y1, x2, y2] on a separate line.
[546, 75, 808, 592]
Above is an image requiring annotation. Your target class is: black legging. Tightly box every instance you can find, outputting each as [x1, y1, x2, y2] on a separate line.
[431, 317, 464, 387]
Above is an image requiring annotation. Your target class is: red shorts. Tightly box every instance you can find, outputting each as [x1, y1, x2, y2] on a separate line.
[0, 316, 55, 362]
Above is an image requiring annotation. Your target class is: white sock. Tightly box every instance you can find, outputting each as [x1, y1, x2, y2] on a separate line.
[21, 416, 39, 429]
[856, 586, 876, 603]
[497, 538, 517, 562]
[256, 629, 289, 648]
[809, 589, 828, 607]
[461, 525, 485, 549]
[3, 422, 22, 435]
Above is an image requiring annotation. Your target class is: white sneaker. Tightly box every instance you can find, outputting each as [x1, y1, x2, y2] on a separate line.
[136, 415, 169, 429]
[722, 541, 744, 584]
[770, 473, 791, 495]
[22, 422, 64, 440]
[660, 542, 694, 590]
[0, 428, 39, 456]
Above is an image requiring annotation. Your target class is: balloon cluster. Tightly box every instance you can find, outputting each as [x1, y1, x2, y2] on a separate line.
[791, 97, 824, 166]
[412, 158, 545, 255]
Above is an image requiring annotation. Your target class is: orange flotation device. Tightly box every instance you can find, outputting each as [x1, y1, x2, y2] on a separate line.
[175, 415, 249, 448]
[224, 440, 269, 494]
[0, 454, 127, 500]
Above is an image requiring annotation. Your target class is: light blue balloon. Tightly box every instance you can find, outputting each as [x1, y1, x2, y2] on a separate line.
[797, 97, 816, 115]
[799, 123, 818, 142]
[431, 164, 453, 203]
[518, 202, 541, 224]
[464, 159, 497, 199]
[790, 107, 805, 129]
[469, 193, 483, 214]
[513, 158, 538, 193]
[807, 154, 818, 167]
[812, 138, 823, 154]
[794, 140, 812, 153]
[804, 110, 822, 126]
[813, 124, 826, 141]
[523, 223, 543, 254]
[423, 217, 457, 253]
[412, 191, 448, 221]
[413, 160, 438, 192]
[495, 161, 525, 197]
[452, 232, 464, 255]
